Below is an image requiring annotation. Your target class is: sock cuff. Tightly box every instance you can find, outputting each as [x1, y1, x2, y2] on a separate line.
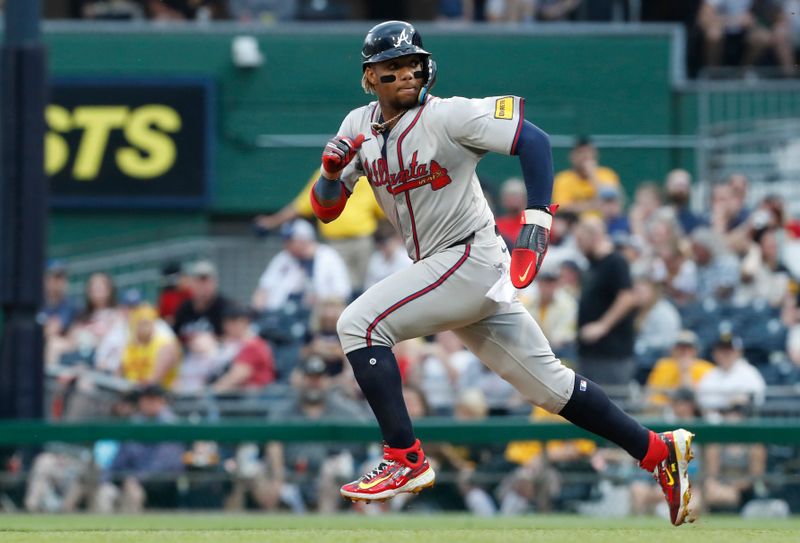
[385, 438, 424, 469]
[639, 430, 668, 472]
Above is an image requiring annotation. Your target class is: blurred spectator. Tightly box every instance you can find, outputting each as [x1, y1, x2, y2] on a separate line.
[644, 331, 714, 407]
[212, 305, 276, 393]
[574, 216, 638, 385]
[173, 260, 234, 345]
[597, 185, 630, 237]
[697, 332, 766, 413]
[303, 298, 348, 380]
[157, 261, 192, 327]
[538, 0, 581, 21]
[435, 389, 505, 516]
[143, 0, 219, 20]
[699, 0, 796, 77]
[786, 281, 800, 367]
[664, 169, 706, 234]
[690, 227, 741, 300]
[495, 178, 527, 249]
[24, 445, 91, 512]
[227, 0, 298, 22]
[81, 0, 145, 19]
[558, 259, 583, 300]
[710, 179, 749, 235]
[485, 0, 536, 22]
[703, 404, 767, 512]
[652, 238, 698, 305]
[737, 226, 791, 307]
[628, 182, 663, 241]
[120, 304, 182, 390]
[633, 272, 682, 370]
[261, 356, 367, 512]
[255, 171, 382, 290]
[553, 137, 620, 215]
[47, 272, 121, 368]
[39, 260, 77, 341]
[543, 210, 586, 273]
[96, 289, 176, 375]
[409, 332, 480, 416]
[94, 385, 185, 513]
[500, 406, 597, 514]
[363, 223, 413, 290]
[519, 265, 577, 360]
[174, 332, 226, 394]
[438, 0, 475, 20]
[252, 219, 351, 313]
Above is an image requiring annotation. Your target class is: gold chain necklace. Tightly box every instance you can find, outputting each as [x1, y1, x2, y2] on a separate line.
[371, 109, 407, 133]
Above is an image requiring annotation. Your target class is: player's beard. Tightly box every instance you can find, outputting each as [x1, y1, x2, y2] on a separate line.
[392, 92, 419, 111]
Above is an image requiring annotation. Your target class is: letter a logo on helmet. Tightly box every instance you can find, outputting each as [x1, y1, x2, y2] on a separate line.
[392, 29, 413, 47]
[361, 21, 430, 68]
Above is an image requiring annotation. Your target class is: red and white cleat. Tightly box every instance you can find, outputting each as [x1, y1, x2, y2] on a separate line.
[340, 439, 435, 503]
[653, 428, 696, 526]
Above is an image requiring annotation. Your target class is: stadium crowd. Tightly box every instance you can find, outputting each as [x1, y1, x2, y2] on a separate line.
[36, 1, 800, 79]
[1, 135, 796, 518]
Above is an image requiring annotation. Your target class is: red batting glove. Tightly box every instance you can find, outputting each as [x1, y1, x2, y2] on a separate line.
[510, 204, 559, 289]
[321, 134, 365, 178]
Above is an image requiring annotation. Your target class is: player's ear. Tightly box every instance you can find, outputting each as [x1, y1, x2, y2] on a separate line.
[365, 66, 378, 87]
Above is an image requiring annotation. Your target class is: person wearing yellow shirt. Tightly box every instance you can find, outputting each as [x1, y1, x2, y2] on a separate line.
[645, 330, 714, 407]
[254, 169, 384, 290]
[552, 137, 620, 215]
[120, 304, 181, 390]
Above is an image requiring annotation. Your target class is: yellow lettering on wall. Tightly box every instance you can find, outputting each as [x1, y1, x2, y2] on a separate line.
[45, 105, 72, 176]
[116, 105, 181, 179]
[71, 106, 128, 180]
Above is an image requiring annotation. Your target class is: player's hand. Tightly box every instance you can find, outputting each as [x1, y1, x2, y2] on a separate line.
[510, 204, 558, 289]
[321, 134, 366, 179]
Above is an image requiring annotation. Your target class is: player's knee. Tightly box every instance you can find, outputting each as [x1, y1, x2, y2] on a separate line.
[336, 303, 365, 347]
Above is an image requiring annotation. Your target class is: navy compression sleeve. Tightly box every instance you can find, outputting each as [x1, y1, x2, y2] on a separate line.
[513, 120, 554, 209]
[312, 174, 345, 206]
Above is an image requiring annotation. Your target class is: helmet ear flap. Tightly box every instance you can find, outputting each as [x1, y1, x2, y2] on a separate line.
[418, 58, 437, 105]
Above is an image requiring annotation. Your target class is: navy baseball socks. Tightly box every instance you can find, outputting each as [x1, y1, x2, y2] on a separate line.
[346, 346, 418, 460]
[558, 374, 667, 470]
[341, 345, 437, 501]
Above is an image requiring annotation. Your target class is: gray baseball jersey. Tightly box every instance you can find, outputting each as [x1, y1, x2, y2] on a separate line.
[337, 96, 524, 261]
[333, 95, 575, 413]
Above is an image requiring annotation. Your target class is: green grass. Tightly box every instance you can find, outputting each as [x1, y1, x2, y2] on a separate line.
[0, 514, 798, 543]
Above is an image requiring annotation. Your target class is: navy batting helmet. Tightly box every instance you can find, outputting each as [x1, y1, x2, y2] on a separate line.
[361, 21, 430, 68]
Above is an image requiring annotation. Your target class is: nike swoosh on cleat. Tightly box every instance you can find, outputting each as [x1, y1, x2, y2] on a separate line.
[358, 474, 392, 490]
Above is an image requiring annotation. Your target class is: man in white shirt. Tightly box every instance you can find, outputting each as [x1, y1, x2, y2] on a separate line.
[697, 332, 766, 413]
[252, 219, 351, 312]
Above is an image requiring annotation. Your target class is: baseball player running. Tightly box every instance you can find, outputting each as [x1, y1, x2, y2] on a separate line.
[310, 21, 694, 525]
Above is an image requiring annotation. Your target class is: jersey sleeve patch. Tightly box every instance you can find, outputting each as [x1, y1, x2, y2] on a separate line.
[494, 97, 514, 120]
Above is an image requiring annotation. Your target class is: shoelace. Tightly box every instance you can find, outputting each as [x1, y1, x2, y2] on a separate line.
[362, 460, 395, 482]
